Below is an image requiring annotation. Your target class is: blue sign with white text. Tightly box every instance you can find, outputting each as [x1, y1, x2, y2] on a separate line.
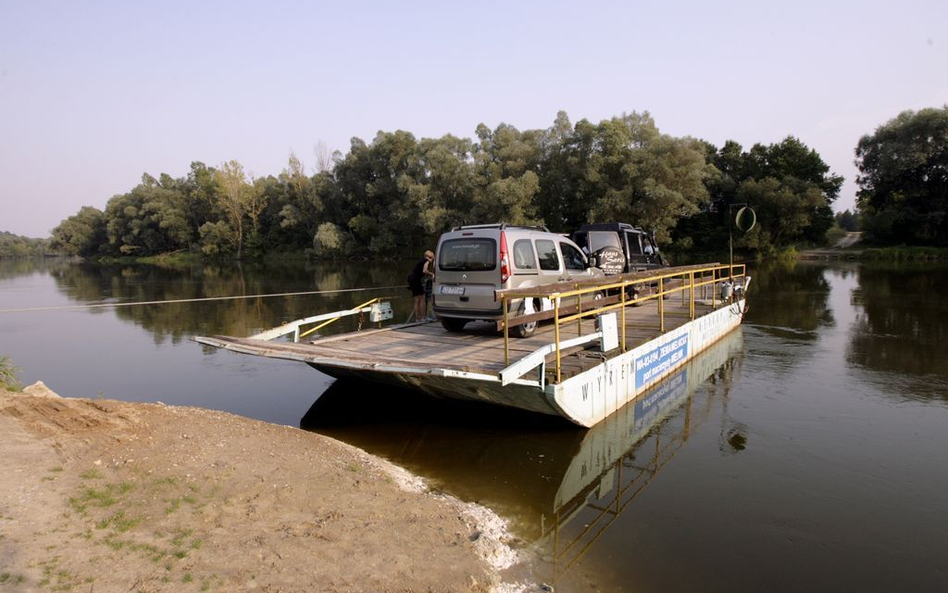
[634, 368, 689, 433]
[635, 334, 689, 388]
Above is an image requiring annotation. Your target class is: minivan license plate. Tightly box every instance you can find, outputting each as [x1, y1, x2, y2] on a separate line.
[440, 286, 465, 295]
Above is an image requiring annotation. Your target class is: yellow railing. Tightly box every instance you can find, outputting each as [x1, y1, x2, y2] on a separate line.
[251, 297, 387, 342]
[298, 297, 382, 339]
[498, 263, 746, 383]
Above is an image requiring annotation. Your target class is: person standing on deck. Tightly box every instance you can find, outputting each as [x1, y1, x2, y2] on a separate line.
[423, 252, 435, 320]
[408, 250, 435, 322]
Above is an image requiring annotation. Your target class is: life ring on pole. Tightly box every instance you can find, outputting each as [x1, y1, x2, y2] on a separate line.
[735, 206, 757, 232]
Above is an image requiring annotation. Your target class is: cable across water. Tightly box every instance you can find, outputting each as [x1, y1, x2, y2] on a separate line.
[0, 285, 407, 314]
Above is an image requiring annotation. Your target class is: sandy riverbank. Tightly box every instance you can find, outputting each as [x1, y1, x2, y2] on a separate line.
[0, 383, 531, 592]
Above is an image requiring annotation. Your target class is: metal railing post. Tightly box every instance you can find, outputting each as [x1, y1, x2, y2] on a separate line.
[689, 272, 695, 320]
[554, 295, 561, 383]
[711, 269, 717, 309]
[661, 278, 667, 332]
[621, 282, 627, 352]
[577, 293, 582, 335]
[503, 295, 509, 366]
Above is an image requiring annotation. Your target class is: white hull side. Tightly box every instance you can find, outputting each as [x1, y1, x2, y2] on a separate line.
[549, 299, 746, 427]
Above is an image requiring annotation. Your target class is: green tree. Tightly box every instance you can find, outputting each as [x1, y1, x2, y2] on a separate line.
[471, 123, 542, 226]
[835, 209, 858, 232]
[313, 221, 347, 257]
[856, 106, 948, 245]
[401, 134, 477, 239]
[102, 174, 193, 255]
[271, 153, 337, 249]
[180, 162, 220, 239]
[588, 113, 713, 243]
[534, 111, 598, 232]
[209, 160, 268, 259]
[50, 206, 107, 257]
[333, 131, 425, 256]
[198, 220, 235, 256]
[737, 178, 825, 254]
[745, 137, 842, 243]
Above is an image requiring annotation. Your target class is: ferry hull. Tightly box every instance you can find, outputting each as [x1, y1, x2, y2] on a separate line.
[306, 298, 745, 427]
[307, 363, 563, 417]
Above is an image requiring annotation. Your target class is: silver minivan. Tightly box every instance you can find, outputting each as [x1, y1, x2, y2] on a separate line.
[433, 224, 603, 337]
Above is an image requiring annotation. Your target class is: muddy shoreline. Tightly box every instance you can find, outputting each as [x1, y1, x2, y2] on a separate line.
[0, 383, 533, 592]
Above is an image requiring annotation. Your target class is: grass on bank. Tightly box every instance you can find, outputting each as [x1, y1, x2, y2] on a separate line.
[53, 466, 223, 590]
[0, 355, 22, 391]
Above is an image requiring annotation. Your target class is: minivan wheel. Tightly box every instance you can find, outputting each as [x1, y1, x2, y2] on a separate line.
[440, 317, 469, 333]
[512, 321, 537, 338]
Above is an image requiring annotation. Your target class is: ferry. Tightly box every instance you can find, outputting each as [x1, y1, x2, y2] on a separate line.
[196, 263, 749, 427]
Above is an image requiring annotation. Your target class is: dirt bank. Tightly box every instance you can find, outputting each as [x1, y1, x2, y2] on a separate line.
[0, 383, 529, 593]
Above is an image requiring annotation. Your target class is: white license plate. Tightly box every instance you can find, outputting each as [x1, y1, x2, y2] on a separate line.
[440, 285, 465, 295]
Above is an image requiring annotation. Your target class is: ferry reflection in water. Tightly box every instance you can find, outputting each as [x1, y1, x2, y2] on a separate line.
[301, 328, 744, 586]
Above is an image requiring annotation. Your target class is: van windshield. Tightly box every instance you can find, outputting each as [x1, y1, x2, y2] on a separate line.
[439, 238, 497, 271]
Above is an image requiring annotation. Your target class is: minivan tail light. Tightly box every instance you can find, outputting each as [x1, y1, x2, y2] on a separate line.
[499, 231, 510, 284]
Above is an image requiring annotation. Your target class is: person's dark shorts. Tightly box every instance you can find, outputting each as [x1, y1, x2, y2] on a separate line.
[409, 280, 424, 297]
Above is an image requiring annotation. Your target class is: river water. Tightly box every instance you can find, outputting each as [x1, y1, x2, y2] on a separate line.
[1, 258, 947, 592]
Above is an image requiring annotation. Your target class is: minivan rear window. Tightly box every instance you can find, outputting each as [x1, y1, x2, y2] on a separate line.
[439, 238, 497, 271]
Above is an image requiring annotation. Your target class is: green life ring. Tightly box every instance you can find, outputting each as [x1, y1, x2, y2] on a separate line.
[735, 206, 757, 232]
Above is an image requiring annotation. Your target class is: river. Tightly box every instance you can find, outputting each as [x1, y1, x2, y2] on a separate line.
[1, 258, 946, 592]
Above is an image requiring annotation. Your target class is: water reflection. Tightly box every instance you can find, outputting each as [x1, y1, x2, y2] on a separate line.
[847, 265, 948, 402]
[42, 261, 417, 343]
[747, 260, 835, 339]
[0, 257, 75, 281]
[302, 329, 744, 586]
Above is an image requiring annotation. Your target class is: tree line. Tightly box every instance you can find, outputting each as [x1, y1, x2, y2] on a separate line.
[44, 110, 849, 262]
[0, 231, 52, 259]
[8, 106, 943, 262]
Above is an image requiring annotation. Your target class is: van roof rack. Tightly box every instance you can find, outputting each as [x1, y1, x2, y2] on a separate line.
[452, 223, 551, 232]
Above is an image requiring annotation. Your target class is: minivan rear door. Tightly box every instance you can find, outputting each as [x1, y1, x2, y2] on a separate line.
[436, 236, 500, 313]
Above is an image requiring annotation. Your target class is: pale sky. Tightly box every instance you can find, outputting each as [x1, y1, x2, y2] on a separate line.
[1, 0, 945, 238]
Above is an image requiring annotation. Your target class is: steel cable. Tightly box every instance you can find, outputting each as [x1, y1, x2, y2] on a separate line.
[0, 285, 408, 313]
